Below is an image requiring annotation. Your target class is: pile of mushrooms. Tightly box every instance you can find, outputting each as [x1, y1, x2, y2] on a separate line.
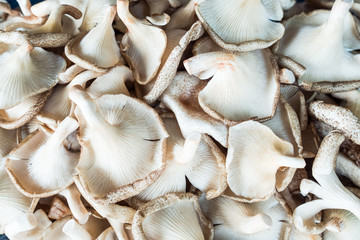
[1, 0, 360, 239]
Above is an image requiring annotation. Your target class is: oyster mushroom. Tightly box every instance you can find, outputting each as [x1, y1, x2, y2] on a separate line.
[165, 0, 197, 30]
[308, 0, 360, 18]
[78, 0, 115, 32]
[69, 85, 168, 204]
[332, 89, 360, 119]
[277, 0, 360, 92]
[199, 193, 291, 240]
[225, 120, 305, 202]
[184, 49, 280, 125]
[335, 153, 360, 188]
[293, 131, 360, 234]
[195, 0, 285, 51]
[117, 0, 167, 85]
[65, 6, 123, 73]
[0, 41, 66, 109]
[132, 192, 213, 240]
[322, 209, 360, 239]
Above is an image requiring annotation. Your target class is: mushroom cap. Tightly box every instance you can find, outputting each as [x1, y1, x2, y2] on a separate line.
[195, 0, 285, 51]
[184, 49, 280, 125]
[69, 86, 168, 204]
[226, 120, 305, 202]
[0, 42, 65, 109]
[323, 209, 360, 240]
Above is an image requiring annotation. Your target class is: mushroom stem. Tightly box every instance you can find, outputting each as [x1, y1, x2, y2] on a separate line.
[5, 213, 37, 237]
[58, 65, 86, 84]
[237, 213, 272, 234]
[47, 117, 79, 147]
[108, 221, 129, 240]
[69, 70, 102, 88]
[324, 0, 353, 31]
[16, 0, 32, 16]
[176, 132, 201, 164]
[62, 219, 92, 240]
[117, 0, 136, 27]
[59, 185, 89, 224]
[276, 155, 306, 169]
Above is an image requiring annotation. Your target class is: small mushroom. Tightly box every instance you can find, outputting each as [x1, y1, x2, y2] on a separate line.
[322, 209, 360, 239]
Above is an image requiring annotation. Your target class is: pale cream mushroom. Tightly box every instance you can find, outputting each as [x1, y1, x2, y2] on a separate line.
[69, 85, 168, 204]
[277, 0, 360, 92]
[199, 193, 291, 240]
[65, 6, 123, 72]
[332, 89, 360, 119]
[225, 120, 305, 202]
[97, 227, 117, 240]
[336, 153, 360, 188]
[132, 193, 213, 240]
[293, 131, 360, 234]
[0, 41, 66, 109]
[160, 72, 228, 147]
[195, 0, 285, 51]
[30, 0, 87, 18]
[117, 0, 167, 85]
[322, 209, 360, 240]
[143, 21, 204, 104]
[184, 49, 280, 125]
[289, 227, 321, 240]
[136, 115, 227, 201]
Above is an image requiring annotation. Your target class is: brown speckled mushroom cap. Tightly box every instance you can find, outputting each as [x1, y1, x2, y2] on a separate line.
[195, 0, 285, 51]
[69, 85, 168, 204]
[184, 49, 280, 125]
[132, 192, 214, 240]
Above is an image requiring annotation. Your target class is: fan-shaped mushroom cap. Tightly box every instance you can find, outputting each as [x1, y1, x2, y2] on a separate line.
[132, 193, 213, 240]
[184, 49, 280, 125]
[143, 21, 204, 104]
[322, 209, 360, 240]
[65, 6, 123, 72]
[195, 0, 285, 51]
[136, 115, 226, 201]
[0, 41, 65, 109]
[69, 86, 168, 204]
[293, 131, 360, 234]
[226, 120, 305, 202]
[309, 101, 360, 145]
[199, 193, 291, 240]
[277, 0, 360, 92]
[5, 117, 79, 197]
[0, 90, 52, 129]
[289, 227, 321, 240]
[118, 0, 167, 85]
[160, 72, 228, 147]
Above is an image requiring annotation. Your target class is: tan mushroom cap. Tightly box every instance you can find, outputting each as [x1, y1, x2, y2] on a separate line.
[277, 0, 360, 92]
[195, 0, 285, 51]
[132, 192, 213, 240]
[226, 120, 305, 202]
[117, 0, 167, 85]
[5, 117, 79, 198]
[184, 49, 280, 125]
[65, 6, 123, 72]
[136, 115, 226, 201]
[69, 86, 168, 204]
[0, 41, 65, 109]
[199, 193, 291, 240]
[160, 72, 228, 147]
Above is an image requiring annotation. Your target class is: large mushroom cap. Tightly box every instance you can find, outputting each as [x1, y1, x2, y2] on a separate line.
[69, 86, 168, 204]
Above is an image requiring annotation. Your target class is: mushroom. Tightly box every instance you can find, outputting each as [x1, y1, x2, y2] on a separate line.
[0, 41, 66, 109]
[47, 197, 72, 220]
[289, 227, 321, 240]
[145, 0, 169, 15]
[293, 131, 360, 234]
[117, 0, 167, 85]
[30, 0, 87, 18]
[160, 72, 228, 147]
[277, 0, 360, 92]
[332, 89, 360, 119]
[322, 209, 360, 239]
[69, 85, 168, 204]
[225, 120, 305, 202]
[132, 192, 213, 240]
[165, 0, 197, 30]
[195, 0, 285, 51]
[335, 153, 360, 188]
[136, 114, 227, 201]
[307, 0, 360, 18]
[65, 6, 123, 73]
[199, 193, 291, 240]
[97, 227, 117, 240]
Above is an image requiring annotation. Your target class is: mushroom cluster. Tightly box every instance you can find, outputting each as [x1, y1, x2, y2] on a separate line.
[1, 0, 360, 239]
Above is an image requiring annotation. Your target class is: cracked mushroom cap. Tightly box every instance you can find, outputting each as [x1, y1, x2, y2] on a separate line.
[160, 71, 228, 147]
[132, 192, 213, 240]
[136, 115, 227, 201]
[277, 0, 360, 92]
[0, 41, 66, 109]
[195, 0, 285, 51]
[69, 86, 168, 204]
[226, 120, 305, 202]
[199, 193, 291, 240]
[65, 6, 123, 72]
[117, 0, 167, 85]
[293, 131, 360, 234]
[5, 117, 80, 198]
[184, 49, 280, 125]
